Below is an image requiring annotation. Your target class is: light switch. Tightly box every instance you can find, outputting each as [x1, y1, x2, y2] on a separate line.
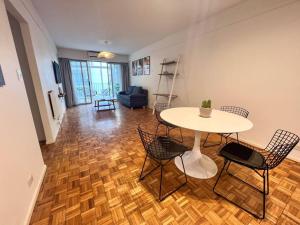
[17, 68, 23, 81]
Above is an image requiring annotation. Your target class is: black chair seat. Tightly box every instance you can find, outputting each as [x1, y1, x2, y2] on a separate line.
[220, 142, 266, 169]
[148, 136, 187, 160]
[138, 127, 188, 201]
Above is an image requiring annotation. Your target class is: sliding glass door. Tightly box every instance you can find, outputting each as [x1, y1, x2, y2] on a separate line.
[88, 62, 123, 100]
[69, 60, 123, 105]
[70, 61, 92, 105]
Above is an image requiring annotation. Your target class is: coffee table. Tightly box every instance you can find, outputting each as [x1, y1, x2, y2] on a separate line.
[94, 98, 116, 111]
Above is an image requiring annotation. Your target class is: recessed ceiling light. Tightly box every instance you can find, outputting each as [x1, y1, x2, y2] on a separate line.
[98, 40, 112, 45]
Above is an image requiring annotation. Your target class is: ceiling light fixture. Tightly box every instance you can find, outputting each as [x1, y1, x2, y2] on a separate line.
[97, 51, 115, 59]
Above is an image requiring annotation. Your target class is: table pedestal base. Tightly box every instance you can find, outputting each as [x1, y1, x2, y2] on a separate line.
[175, 152, 217, 179]
[174, 131, 218, 179]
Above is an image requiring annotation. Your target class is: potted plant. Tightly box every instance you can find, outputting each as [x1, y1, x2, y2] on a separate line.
[200, 100, 212, 118]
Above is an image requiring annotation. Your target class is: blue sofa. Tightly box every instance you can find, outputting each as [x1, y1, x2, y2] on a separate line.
[117, 86, 148, 108]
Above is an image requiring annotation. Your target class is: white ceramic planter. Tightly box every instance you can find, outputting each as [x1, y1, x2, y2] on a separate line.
[200, 107, 212, 118]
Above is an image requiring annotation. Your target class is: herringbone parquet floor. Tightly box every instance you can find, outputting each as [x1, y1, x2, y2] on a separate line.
[30, 104, 300, 225]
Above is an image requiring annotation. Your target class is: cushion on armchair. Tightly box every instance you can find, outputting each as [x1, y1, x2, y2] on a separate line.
[132, 86, 142, 95]
[125, 86, 135, 95]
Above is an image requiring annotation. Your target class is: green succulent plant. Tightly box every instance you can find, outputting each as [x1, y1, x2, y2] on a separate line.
[201, 99, 212, 108]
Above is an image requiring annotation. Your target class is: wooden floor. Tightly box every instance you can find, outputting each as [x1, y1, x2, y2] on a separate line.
[30, 104, 300, 225]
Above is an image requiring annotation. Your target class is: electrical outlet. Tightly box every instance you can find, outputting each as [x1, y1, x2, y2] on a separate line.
[16, 68, 23, 81]
[27, 174, 34, 187]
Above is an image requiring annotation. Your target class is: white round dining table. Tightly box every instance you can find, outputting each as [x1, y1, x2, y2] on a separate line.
[160, 107, 253, 179]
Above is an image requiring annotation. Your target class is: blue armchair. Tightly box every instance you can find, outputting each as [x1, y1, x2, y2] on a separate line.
[117, 86, 148, 108]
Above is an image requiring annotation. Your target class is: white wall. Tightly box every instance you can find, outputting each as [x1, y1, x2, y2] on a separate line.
[58, 47, 129, 63]
[130, 0, 300, 158]
[0, 0, 46, 224]
[0, 0, 66, 224]
[7, 0, 66, 144]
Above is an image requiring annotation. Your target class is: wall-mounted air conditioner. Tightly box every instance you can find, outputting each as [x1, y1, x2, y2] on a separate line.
[87, 51, 99, 59]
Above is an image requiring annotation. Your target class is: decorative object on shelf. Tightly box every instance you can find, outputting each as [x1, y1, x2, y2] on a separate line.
[0, 65, 5, 87]
[58, 86, 65, 98]
[97, 51, 115, 59]
[131, 56, 150, 76]
[200, 99, 212, 118]
[152, 56, 181, 113]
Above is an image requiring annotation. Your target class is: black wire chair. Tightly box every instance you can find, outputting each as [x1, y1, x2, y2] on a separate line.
[137, 126, 188, 201]
[213, 129, 299, 219]
[203, 106, 249, 147]
[154, 103, 183, 143]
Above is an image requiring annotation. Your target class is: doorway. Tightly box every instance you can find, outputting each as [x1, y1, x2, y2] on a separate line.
[7, 11, 46, 142]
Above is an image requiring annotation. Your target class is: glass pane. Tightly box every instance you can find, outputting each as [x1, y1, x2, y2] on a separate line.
[90, 66, 101, 98]
[70, 60, 92, 105]
[70, 61, 86, 104]
[81, 62, 92, 103]
[111, 64, 122, 98]
[101, 66, 110, 98]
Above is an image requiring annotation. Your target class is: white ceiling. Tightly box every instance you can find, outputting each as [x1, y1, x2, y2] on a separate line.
[31, 0, 243, 55]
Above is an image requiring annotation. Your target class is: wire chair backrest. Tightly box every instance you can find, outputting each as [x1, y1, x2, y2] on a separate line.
[220, 106, 249, 118]
[264, 129, 299, 169]
[154, 103, 169, 123]
[137, 126, 171, 160]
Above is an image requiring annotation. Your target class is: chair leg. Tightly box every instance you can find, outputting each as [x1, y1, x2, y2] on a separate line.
[213, 159, 228, 192]
[159, 164, 164, 201]
[225, 161, 231, 172]
[139, 154, 160, 181]
[155, 123, 161, 136]
[203, 133, 223, 148]
[180, 155, 188, 183]
[262, 170, 266, 219]
[139, 153, 148, 180]
[158, 156, 187, 201]
[168, 127, 184, 143]
[214, 160, 268, 219]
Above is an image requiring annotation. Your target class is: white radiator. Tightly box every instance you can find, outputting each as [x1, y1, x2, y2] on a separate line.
[48, 90, 61, 120]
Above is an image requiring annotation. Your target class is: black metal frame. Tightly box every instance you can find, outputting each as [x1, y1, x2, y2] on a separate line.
[203, 106, 249, 148]
[138, 126, 188, 201]
[154, 103, 183, 143]
[139, 152, 187, 201]
[213, 129, 299, 219]
[213, 159, 269, 218]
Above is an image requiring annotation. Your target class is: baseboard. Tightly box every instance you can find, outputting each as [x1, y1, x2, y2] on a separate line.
[238, 137, 300, 163]
[287, 146, 300, 162]
[24, 164, 47, 225]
